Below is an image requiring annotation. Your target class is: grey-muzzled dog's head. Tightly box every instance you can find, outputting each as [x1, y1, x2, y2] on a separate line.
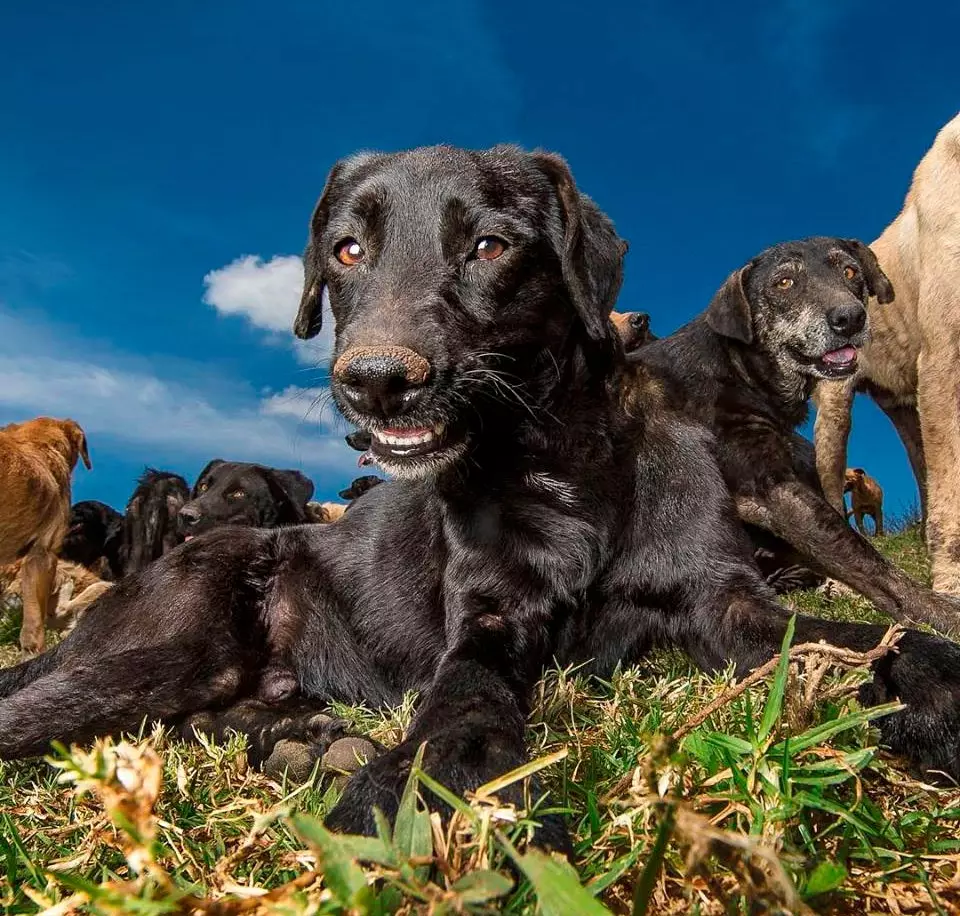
[293, 145, 627, 479]
[705, 236, 894, 383]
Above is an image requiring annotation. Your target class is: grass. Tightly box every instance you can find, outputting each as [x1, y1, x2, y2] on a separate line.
[1, 523, 959, 914]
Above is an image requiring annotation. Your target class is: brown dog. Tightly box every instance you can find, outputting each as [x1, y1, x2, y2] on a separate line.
[844, 468, 884, 537]
[814, 112, 960, 592]
[0, 417, 92, 654]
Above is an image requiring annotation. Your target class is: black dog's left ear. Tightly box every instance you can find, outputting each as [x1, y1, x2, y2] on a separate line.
[705, 263, 755, 344]
[532, 152, 628, 344]
[275, 469, 315, 507]
[840, 238, 895, 305]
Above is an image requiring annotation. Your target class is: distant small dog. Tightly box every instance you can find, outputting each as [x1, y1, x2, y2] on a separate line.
[178, 460, 315, 538]
[59, 500, 124, 580]
[845, 468, 884, 537]
[0, 417, 91, 654]
[120, 469, 190, 575]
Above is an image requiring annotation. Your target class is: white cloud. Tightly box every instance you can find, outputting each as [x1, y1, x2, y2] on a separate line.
[0, 308, 356, 481]
[203, 254, 334, 365]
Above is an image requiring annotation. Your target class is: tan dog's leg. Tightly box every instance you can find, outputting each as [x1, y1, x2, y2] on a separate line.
[813, 380, 854, 513]
[853, 508, 867, 536]
[874, 395, 926, 529]
[50, 581, 113, 632]
[19, 551, 56, 655]
[918, 343, 960, 593]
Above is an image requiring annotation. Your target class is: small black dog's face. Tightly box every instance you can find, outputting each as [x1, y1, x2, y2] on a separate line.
[178, 460, 315, 538]
[706, 237, 894, 381]
[294, 145, 627, 479]
[338, 474, 384, 502]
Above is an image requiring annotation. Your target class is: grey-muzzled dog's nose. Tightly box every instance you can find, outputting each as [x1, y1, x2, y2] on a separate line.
[334, 346, 432, 418]
[826, 303, 866, 336]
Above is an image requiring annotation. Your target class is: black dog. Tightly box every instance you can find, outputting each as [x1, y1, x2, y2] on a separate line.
[120, 469, 190, 576]
[1, 150, 958, 849]
[178, 460, 315, 539]
[338, 475, 384, 504]
[59, 500, 125, 580]
[632, 238, 960, 633]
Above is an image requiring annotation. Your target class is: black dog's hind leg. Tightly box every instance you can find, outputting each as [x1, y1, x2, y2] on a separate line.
[0, 639, 248, 759]
[738, 479, 960, 635]
[683, 584, 960, 783]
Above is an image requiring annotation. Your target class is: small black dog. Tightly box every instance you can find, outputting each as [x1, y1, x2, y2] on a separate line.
[120, 469, 190, 576]
[633, 238, 960, 633]
[338, 475, 384, 503]
[178, 460, 315, 538]
[59, 500, 124, 580]
[1, 151, 958, 851]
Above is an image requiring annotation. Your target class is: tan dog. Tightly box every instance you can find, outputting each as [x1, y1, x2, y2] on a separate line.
[306, 501, 348, 523]
[844, 468, 884, 537]
[1, 558, 112, 633]
[0, 417, 92, 654]
[814, 112, 960, 592]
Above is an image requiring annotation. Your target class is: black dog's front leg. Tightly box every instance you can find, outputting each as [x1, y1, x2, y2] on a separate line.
[326, 612, 565, 846]
[738, 479, 960, 635]
[685, 585, 960, 783]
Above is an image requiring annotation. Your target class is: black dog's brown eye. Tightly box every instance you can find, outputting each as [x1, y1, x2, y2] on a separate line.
[474, 237, 507, 261]
[198, 483, 208, 493]
[227, 489, 245, 500]
[777, 277, 794, 290]
[844, 265, 857, 280]
[335, 239, 365, 266]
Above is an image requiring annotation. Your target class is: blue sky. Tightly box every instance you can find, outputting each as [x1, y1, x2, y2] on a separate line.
[1, 1, 958, 516]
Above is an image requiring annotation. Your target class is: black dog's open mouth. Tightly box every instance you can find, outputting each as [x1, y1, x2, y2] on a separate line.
[369, 423, 448, 460]
[817, 345, 858, 378]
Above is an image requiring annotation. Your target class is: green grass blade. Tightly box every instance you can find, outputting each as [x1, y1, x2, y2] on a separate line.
[631, 805, 675, 915]
[758, 614, 796, 743]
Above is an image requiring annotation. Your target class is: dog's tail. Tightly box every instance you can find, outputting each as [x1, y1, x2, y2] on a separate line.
[0, 642, 64, 700]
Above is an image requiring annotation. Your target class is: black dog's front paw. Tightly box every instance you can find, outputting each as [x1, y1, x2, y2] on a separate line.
[860, 630, 960, 783]
[178, 698, 356, 770]
[324, 731, 571, 855]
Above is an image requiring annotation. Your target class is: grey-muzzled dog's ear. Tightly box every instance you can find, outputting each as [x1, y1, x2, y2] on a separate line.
[294, 162, 346, 341]
[275, 468, 315, 507]
[532, 151, 628, 344]
[839, 238, 895, 305]
[706, 264, 755, 344]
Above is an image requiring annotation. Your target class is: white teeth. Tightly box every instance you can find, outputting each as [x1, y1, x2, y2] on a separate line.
[372, 424, 445, 450]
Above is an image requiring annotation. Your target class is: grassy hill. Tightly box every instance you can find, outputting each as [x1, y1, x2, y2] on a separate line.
[1, 525, 958, 914]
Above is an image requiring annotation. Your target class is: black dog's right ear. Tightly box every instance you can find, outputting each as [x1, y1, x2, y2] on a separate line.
[294, 162, 347, 341]
[839, 238, 895, 305]
[532, 151, 628, 346]
[192, 459, 225, 496]
[705, 264, 755, 344]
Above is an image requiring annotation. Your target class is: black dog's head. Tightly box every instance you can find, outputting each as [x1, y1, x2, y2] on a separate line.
[705, 237, 894, 382]
[294, 145, 628, 479]
[338, 475, 384, 502]
[60, 500, 124, 575]
[178, 459, 315, 538]
[610, 311, 655, 352]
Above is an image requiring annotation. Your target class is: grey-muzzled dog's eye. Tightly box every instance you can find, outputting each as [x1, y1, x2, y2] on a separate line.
[776, 277, 794, 290]
[472, 236, 508, 261]
[335, 238, 365, 267]
[843, 265, 858, 280]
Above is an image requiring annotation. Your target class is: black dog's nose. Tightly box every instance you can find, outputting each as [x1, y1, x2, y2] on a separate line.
[827, 303, 866, 336]
[334, 346, 432, 418]
[178, 506, 201, 528]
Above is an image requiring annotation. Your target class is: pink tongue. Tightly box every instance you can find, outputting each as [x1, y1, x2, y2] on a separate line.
[823, 346, 857, 365]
